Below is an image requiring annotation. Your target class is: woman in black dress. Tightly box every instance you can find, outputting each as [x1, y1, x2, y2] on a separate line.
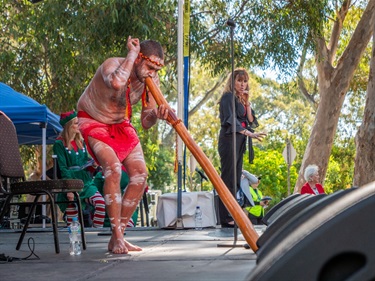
[218, 68, 265, 227]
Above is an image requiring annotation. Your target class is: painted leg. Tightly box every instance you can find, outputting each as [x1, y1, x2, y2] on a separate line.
[119, 143, 147, 251]
[88, 138, 127, 254]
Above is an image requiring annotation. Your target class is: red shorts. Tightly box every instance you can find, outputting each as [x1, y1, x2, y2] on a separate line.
[77, 111, 139, 163]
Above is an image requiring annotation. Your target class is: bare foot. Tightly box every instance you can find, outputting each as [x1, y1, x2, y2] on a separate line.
[108, 236, 128, 254]
[108, 237, 142, 253]
[124, 239, 142, 251]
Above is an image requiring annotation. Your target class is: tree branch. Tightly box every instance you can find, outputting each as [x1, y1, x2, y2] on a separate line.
[297, 42, 317, 107]
[162, 73, 227, 146]
[335, 0, 375, 80]
[327, 0, 351, 64]
[189, 72, 227, 115]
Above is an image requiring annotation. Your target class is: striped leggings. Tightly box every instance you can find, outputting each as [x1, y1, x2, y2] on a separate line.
[65, 191, 105, 228]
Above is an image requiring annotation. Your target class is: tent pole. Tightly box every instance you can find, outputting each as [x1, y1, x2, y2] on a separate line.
[42, 126, 47, 228]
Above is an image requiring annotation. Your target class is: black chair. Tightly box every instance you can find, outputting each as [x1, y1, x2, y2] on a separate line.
[0, 111, 86, 253]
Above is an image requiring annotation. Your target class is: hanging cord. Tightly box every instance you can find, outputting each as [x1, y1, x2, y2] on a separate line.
[174, 134, 178, 173]
[0, 237, 40, 263]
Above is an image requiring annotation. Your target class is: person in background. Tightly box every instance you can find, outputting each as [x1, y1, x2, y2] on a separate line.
[53, 111, 105, 228]
[301, 164, 326, 195]
[218, 68, 266, 227]
[242, 170, 269, 225]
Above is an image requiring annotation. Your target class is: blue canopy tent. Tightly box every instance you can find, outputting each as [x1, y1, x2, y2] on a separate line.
[0, 82, 62, 145]
[0, 82, 62, 226]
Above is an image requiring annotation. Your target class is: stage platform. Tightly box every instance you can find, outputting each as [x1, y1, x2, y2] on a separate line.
[0, 225, 265, 281]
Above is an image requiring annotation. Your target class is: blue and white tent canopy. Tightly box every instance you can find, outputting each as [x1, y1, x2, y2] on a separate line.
[0, 82, 62, 145]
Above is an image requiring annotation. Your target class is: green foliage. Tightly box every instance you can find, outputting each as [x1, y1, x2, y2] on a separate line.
[0, 0, 368, 198]
[242, 146, 298, 209]
[0, 0, 175, 112]
[188, 0, 332, 77]
[1, 0, 178, 181]
[325, 137, 356, 192]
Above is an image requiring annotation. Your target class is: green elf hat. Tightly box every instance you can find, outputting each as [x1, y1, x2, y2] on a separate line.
[59, 110, 77, 127]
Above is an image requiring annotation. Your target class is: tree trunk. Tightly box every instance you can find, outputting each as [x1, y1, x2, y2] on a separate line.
[353, 20, 375, 187]
[294, 0, 375, 192]
[294, 79, 346, 190]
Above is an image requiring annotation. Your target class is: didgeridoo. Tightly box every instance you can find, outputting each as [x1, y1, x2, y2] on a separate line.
[145, 77, 259, 252]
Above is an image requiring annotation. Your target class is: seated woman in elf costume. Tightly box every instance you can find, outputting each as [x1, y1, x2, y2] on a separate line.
[53, 111, 105, 227]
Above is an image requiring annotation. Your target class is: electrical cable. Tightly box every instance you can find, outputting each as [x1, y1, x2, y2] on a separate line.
[0, 237, 40, 263]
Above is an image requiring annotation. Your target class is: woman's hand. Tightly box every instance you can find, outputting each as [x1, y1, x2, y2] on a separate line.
[242, 91, 250, 106]
[242, 130, 267, 141]
[250, 131, 267, 142]
[239, 91, 251, 107]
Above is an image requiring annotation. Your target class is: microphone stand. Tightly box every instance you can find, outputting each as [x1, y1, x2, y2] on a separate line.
[229, 19, 239, 244]
[217, 18, 244, 248]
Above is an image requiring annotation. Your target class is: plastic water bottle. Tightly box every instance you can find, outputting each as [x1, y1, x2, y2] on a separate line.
[68, 217, 82, 255]
[195, 206, 203, 230]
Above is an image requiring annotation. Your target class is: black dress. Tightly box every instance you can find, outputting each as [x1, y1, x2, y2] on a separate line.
[218, 92, 258, 226]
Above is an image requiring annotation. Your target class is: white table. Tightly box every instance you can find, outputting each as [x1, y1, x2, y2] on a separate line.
[156, 191, 217, 228]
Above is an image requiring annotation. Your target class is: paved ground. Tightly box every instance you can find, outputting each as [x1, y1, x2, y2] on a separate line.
[0, 226, 266, 281]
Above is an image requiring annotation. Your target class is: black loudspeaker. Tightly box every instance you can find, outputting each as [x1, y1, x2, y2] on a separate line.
[261, 193, 301, 225]
[262, 194, 310, 226]
[256, 188, 357, 263]
[247, 182, 375, 281]
[257, 193, 326, 249]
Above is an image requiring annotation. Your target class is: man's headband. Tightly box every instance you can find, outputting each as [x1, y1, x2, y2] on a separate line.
[139, 52, 164, 67]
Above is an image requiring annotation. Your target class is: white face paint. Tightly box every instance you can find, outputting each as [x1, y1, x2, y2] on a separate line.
[105, 194, 113, 205]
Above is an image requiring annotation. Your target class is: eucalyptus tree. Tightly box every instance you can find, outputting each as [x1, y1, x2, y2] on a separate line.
[186, 0, 375, 191]
[354, 23, 375, 187]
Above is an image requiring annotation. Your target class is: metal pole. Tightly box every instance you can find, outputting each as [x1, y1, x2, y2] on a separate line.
[287, 139, 291, 196]
[176, 0, 184, 229]
[42, 126, 46, 228]
[228, 20, 238, 242]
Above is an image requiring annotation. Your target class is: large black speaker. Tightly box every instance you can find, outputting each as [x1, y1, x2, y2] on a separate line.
[256, 188, 357, 263]
[262, 194, 310, 226]
[257, 193, 326, 249]
[261, 193, 301, 225]
[247, 182, 375, 281]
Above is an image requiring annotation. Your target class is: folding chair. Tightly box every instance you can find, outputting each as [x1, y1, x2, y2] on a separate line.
[0, 111, 86, 253]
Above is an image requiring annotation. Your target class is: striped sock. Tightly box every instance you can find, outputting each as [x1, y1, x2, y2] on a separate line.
[89, 191, 106, 228]
[65, 203, 78, 225]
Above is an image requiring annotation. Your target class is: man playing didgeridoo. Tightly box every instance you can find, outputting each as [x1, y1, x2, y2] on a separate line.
[77, 36, 168, 254]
